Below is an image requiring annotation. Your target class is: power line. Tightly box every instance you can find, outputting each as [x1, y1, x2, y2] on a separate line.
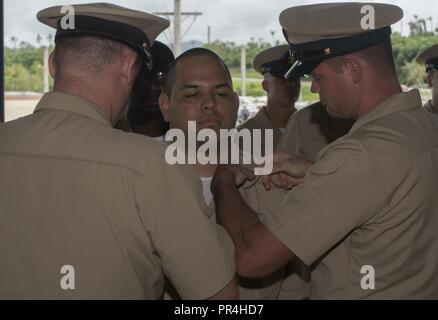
[154, 0, 202, 55]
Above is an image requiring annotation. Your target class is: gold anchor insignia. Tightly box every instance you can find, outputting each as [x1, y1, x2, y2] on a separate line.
[142, 42, 148, 49]
[324, 48, 332, 56]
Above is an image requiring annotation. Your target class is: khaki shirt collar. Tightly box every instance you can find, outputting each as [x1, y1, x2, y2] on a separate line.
[256, 107, 276, 130]
[34, 92, 112, 127]
[350, 89, 422, 135]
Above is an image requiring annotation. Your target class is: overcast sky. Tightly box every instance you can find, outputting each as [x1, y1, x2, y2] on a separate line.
[4, 0, 438, 48]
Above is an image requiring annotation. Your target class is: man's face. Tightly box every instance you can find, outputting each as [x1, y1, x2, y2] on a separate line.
[310, 60, 358, 119]
[133, 74, 165, 117]
[160, 55, 239, 135]
[264, 75, 300, 109]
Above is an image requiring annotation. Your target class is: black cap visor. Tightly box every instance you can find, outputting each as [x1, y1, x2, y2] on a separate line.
[283, 27, 392, 79]
[55, 15, 154, 71]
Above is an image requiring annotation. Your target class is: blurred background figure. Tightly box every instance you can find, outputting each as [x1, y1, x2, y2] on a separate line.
[238, 45, 300, 151]
[116, 41, 175, 140]
[238, 104, 250, 123]
[417, 43, 438, 114]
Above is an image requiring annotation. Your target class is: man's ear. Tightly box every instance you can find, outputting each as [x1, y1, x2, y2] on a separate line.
[262, 79, 269, 93]
[158, 92, 171, 122]
[343, 57, 361, 84]
[49, 52, 57, 80]
[120, 51, 141, 88]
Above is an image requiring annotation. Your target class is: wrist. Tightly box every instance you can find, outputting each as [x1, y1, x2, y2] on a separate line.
[211, 167, 236, 193]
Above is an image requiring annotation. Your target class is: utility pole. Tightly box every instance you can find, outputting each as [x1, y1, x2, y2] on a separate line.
[43, 47, 49, 93]
[207, 25, 211, 45]
[240, 45, 246, 97]
[1, 0, 4, 123]
[154, 0, 202, 56]
[173, 0, 181, 55]
[38, 34, 51, 93]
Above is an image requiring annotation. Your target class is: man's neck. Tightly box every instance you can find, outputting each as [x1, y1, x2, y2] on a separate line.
[356, 78, 402, 118]
[194, 163, 218, 178]
[54, 77, 120, 124]
[265, 102, 295, 128]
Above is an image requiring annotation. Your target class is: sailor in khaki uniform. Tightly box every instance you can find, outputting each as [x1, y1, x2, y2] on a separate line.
[416, 44, 438, 114]
[0, 3, 237, 299]
[211, 2, 438, 299]
[159, 47, 286, 299]
[238, 45, 300, 151]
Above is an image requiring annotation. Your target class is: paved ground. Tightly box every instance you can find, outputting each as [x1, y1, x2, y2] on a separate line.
[4, 99, 39, 122]
[2, 89, 432, 124]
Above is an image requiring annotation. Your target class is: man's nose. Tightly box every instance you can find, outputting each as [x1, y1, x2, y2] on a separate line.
[201, 93, 217, 111]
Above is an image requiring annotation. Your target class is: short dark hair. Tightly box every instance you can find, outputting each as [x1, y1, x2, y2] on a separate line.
[163, 47, 233, 96]
[53, 35, 131, 80]
[326, 38, 396, 75]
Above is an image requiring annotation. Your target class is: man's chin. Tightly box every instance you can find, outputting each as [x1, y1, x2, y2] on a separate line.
[197, 125, 222, 135]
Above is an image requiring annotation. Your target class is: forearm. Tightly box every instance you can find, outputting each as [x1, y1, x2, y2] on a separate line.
[212, 179, 259, 256]
[212, 166, 295, 278]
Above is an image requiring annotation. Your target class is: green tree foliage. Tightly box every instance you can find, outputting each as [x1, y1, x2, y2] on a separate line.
[391, 32, 438, 86]
[205, 37, 274, 69]
[3, 15, 438, 95]
[5, 42, 54, 92]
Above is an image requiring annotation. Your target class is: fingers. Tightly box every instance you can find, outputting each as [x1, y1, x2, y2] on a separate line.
[242, 166, 256, 181]
[262, 175, 272, 191]
[263, 172, 305, 190]
[272, 151, 295, 163]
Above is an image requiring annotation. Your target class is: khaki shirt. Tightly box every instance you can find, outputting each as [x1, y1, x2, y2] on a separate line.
[264, 90, 438, 299]
[238, 106, 285, 151]
[206, 182, 289, 300]
[275, 102, 354, 299]
[277, 102, 355, 161]
[0, 92, 235, 299]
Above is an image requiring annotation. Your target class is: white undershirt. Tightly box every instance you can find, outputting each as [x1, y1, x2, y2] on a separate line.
[152, 135, 166, 143]
[200, 176, 213, 205]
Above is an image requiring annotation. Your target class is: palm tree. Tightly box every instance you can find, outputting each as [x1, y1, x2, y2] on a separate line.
[270, 30, 275, 46]
[10, 36, 18, 49]
[36, 34, 43, 46]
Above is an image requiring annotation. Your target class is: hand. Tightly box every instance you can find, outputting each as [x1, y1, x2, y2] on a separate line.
[212, 165, 256, 191]
[262, 152, 313, 190]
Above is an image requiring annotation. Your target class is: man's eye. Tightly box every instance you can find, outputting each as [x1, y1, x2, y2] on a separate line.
[216, 91, 229, 97]
[184, 92, 198, 97]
